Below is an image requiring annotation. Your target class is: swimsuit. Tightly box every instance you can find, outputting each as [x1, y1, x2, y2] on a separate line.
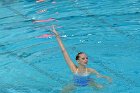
[73, 68, 91, 87]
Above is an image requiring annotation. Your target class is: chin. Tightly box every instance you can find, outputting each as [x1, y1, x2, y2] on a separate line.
[83, 63, 87, 65]
[84, 62, 88, 64]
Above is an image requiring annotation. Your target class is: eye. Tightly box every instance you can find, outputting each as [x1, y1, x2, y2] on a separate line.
[81, 57, 88, 60]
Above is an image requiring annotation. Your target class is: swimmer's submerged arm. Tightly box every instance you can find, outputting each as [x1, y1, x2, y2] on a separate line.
[89, 68, 101, 77]
[51, 25, 77, 73]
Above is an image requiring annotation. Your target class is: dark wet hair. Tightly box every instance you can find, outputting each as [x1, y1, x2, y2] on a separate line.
[76, 52, 85, 60]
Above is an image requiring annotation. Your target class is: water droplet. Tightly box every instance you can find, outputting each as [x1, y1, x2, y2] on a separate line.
[87, 34, 92, 36]
[62, 35, 67, 37]
[97, 41, 102, 43]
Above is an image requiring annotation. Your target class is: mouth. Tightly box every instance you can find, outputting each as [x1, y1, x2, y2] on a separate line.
[84, 61, 88, 64]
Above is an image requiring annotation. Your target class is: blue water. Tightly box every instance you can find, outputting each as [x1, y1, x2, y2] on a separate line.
[0, 0, 140, 93]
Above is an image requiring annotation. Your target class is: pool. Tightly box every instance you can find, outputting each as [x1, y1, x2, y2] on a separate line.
[0, 0, 140, 93]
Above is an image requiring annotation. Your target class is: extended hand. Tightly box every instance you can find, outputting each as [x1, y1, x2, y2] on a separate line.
[51, 25, 59, 36]
[106, 76, 112, 83]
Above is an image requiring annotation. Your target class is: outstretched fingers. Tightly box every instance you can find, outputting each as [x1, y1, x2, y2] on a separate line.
[52, 25, 55, 30]
[51, 25, 59, 36]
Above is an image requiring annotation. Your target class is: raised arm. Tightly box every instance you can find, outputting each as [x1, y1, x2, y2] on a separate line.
[51, 25, 77, 73]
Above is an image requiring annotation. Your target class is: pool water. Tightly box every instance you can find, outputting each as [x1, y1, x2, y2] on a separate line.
[0, 0, 140, 93]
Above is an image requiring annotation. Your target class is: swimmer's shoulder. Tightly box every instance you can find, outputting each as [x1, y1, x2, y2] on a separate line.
[87, 68, 97, 74]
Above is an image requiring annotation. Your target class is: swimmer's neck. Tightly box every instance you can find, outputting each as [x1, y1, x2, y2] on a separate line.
[77, 65, 87, 73]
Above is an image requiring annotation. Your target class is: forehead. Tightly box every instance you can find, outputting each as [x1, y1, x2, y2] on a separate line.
[79, 53, 87, 57]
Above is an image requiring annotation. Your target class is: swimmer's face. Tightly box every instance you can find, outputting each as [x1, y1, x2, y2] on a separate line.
[78, 53, 88, 65]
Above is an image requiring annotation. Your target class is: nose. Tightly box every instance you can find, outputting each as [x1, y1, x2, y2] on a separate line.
[85, 58, 88, 62]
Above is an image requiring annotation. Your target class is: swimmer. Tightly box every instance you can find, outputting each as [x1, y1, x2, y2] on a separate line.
[51, 25, 112, 93]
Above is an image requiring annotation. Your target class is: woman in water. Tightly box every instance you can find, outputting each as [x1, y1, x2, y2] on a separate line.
[51, 25, 112, 92]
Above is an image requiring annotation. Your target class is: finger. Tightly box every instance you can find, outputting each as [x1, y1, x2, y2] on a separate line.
[52, 25, 55, 31]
